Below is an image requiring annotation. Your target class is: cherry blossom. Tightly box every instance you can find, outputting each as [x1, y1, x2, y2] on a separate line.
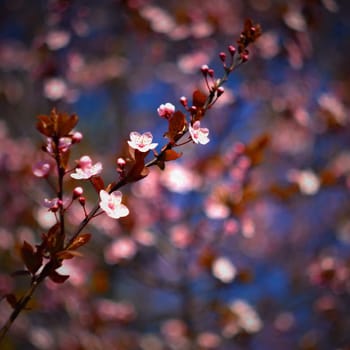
[70, 155, 102, 180]
[127, 131, 158, 152]
[157, 102, 175, 119]
[212, 257, 237, 283]
[46, 137, 72, 153]
[32, 161, 51, 177]
[99, 190, 129, 219]
[189, 120, 210, 145]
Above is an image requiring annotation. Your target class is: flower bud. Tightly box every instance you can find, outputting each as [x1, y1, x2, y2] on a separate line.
[217, 86, 225, 97]
[117, 157, 126, 167]
[219, 52, 226, 62]
[201, 64, 209, 75]
[78, 196, 86, 206]
[228, 45, 236, 55]
[73, 186, 84, 199]
[180, 96, 188, 107]
[72, 131, 83, 143]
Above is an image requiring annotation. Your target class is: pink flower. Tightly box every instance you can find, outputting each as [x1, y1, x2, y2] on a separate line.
[127, 131, 158, 152]
[99, 190, 129, 219]
[157, 102, 175, 119]
[46, 137, 72, 153]
[189, 121, 210, 145]
[70, 155, 102, 179]
[32, 161, 51, 177]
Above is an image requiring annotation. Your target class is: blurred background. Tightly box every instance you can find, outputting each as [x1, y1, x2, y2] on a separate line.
[1, 0, 350, 349]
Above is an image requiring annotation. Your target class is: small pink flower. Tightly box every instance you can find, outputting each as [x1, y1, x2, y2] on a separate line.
[99, 190, 129, 219]
[32, 161, 51, 177]
[127, 131, 158, 152]
[70, 155, 102, 180]
[157, 102, 175, 119]
[46, 137, 72, 153]
[189, 120, 210, 145]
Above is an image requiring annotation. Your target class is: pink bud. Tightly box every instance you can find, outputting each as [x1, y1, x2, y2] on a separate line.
[208, 69, 214, 77]
[180, 96, 188, 107]
[217, 87, 225, 97]
[241, 51, 249, 62]
[117, 157, 126, 167]
[219, 52, 226, 62]
[73, 186, 84, 198]
[228, 45, 236, 55]
[190, 106, 197, 114]
[72, 131, 83, 143]
[201, 64, 209, 75]
[32, 161, 51, 178]
[78, 155, 92, 169]
[78, 196, 86, 206]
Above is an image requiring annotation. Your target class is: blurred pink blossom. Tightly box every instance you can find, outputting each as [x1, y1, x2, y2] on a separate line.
[287, 169, 320, 195]
[32, 161, 51, 177]
[99, 190, 129, 219]
[96, 299, 136, 322]
[70, 155, 102, 180]
[127, 131, 158, 152]
[46, 29, 71, 50]
[189, 121, 210, 145]
[196, 332, 221, 349]
[170, 224, 192, 248]
[104, 237, 137, 264]
[43, 78, 67, 100]
[160, 163, 201, 193]
[212, 257, 237, 283]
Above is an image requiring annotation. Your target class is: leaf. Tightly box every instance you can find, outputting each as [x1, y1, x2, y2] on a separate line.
[56, 250, 83, 260]
[192, 89, 207, 108]
[36, 114, 55, 137]
[90, 175, 105, 193]
[58, 113, 78, 136]
[166, 111, 186, 142]
[45, 223, 62, 253]
[5, 294, 18, 309]
[67, 233, 91, 250]
[36, 109, 79, 138]
[20, 241, 43, 275]
[126, 149, 150, 183]
[48, 270, 70, 284]
[60, 149, 70, 170]
[164, 149, 183, 161]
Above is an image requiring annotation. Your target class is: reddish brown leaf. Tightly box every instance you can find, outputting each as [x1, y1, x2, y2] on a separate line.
[126, 149, 150, 182]
[164, 149, 183, 161]
[46, 223, 61, 253]
[198, 247, 217, 269]
[90, 176, 105, 193]
[192, 89, 207, 108]
[5, 294, 18, 309]
[48, 270, 70, 284]
[166, 111, 186, 142]
[236, 268, 254, 283]
[244, 134, 270, 165]
[60, 149, 70, 170]
[36, 115, 55, 137]
[58, 113, 78, 136]
[67, 233, 91, 251]
[20, 241, 43, 274]
[56, 250, 83, 260]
